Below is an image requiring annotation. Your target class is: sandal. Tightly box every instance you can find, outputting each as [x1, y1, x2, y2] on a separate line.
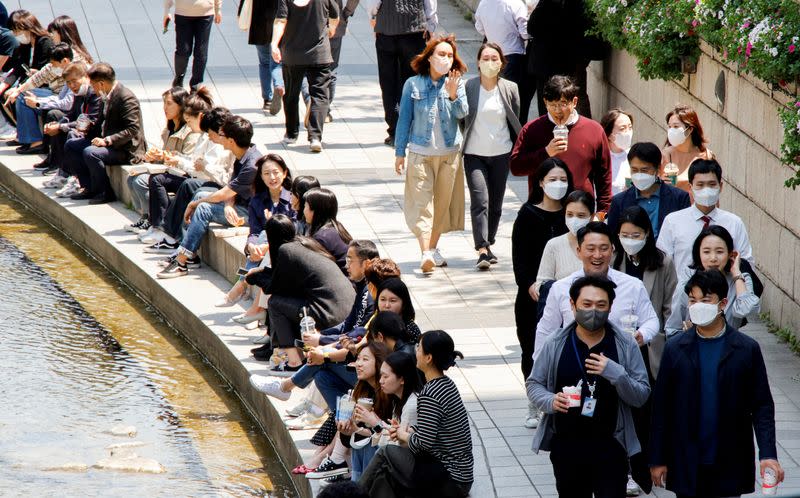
[292, 464, 315, 474]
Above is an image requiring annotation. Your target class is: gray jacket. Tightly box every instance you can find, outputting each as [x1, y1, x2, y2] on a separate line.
[461, 76, 522, 153]
[526, 322, 650, 457]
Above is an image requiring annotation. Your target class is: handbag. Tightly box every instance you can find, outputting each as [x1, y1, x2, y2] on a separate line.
[237, 0, 253, 31]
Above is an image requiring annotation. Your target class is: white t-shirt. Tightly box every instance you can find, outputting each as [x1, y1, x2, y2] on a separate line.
[464, 85, 512, 157]
[611, 149, 630, 195]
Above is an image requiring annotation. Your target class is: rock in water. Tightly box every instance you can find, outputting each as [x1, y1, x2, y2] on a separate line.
[43, 463, 89, 472]
[94, 454, 165, 474]
[106, 425, 137, 437]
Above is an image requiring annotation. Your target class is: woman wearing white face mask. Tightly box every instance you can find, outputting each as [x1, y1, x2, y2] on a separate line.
[600, 108, 634, 195]
[665, 225, 760, 338]
[395, 36, 469, 275]
[511, 157, 573, 426]
[661, 104, 713, 192]
[611, 205, 676, 496]
[462, 43, 522, 270]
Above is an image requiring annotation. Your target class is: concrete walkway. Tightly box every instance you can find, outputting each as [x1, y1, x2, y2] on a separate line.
[7, 0, 800, 496]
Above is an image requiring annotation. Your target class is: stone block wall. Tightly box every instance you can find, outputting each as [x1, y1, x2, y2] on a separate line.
[587, 47, 800, 332]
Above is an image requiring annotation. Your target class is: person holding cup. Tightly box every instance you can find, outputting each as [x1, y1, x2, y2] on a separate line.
[527, 275, 650, 497]
[660, 104, 713, 192]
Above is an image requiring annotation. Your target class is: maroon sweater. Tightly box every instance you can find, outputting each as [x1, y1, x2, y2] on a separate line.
[509, 115, 612, 211]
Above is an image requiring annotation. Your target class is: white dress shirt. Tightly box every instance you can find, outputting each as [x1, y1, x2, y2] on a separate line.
[533, 268, 660, 361]
[474, 0, 528, 55]
[656, 205, 754, 280]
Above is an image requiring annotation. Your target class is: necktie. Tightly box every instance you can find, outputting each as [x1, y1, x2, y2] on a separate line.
[701, 216, 711, 229]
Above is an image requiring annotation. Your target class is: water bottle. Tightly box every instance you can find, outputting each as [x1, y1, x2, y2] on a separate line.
[299, 306, 316, 335]
[762, 467, 778, 495]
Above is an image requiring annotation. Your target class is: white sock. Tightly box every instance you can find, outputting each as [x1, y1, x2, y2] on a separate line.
[330, 437, 348, 464]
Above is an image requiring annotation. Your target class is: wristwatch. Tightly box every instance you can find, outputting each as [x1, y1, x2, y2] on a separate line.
[732, 273, 745, 283]
[372, 423, 383, 434]
[323, 351, 331, 364]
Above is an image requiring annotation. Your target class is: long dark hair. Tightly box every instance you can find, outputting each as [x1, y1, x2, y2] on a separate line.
[305, 188, 352, 243]
[530, 157, 574, 204]
[351, 342, 392, 419]
[162, 86, 189, 132]
[183, 87, 214, 118]
[9, 10, 48, 38]
[690, 225, 734, 273]
[291, 176, 320, 224]
[253, 154, 292, 195]
[383, 351, 421, 419]
[612, 205, 664, 272]
[265, 214, 297, 267]
[47, 15, 93, 63]
[376, 278, 415, 323]
[419, 330, 463, 373]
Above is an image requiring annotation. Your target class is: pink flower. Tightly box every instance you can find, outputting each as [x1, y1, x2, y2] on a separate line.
[743, 21, 750, 29]
[692, 19, 698, 27]
[745, 42, 752, 57]
[795, 101, 800, 107]
[790, 44, 796, 53]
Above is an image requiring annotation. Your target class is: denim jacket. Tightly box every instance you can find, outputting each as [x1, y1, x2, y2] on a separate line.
[395, 74, 468, 157]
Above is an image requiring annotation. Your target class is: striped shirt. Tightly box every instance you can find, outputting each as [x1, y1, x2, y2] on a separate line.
[408, 376, 473, 484]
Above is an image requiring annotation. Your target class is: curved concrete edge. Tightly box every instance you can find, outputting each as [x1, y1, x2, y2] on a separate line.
[0, 152, 311, 498]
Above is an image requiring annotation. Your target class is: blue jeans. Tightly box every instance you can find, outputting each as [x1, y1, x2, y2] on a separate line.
[351, 443, 378, 481]
[16, 88, 54, 144]
[127, 173, 150, 215]
[180, 191, 248, 255]
[312, 364, 358, 412]
[255, 44, 284, 101]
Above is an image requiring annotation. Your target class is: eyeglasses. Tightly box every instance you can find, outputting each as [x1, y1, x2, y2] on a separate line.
[545, 101, 573, 110]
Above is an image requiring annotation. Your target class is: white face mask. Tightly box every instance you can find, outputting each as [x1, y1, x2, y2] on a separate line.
[619, 236, 647, 256]
[543, 180, 568, 201]
[430, 55, 453, 75]
[631, 172, 657, 191]
[15, 33, 30, 45]
[77, 83, 89, 96]
[693, 187, 720, 207]
[667, 127, 688, 147]
[565, 216, 590, 236]
[478, 60, 502, 78]
[613, 130, 633, 150]
[688, 302, 721, 327]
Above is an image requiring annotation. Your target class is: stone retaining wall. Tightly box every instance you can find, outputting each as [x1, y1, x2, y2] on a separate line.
[587, 46, 800, 333]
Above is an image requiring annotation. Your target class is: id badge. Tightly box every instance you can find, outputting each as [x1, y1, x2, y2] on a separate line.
[581, 398, 596, 417]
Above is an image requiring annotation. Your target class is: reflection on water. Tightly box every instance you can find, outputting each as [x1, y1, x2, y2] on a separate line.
[0, 190, 296, 496]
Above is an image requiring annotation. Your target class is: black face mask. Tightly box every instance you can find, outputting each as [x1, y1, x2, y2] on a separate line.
[575, 308, 609, 331]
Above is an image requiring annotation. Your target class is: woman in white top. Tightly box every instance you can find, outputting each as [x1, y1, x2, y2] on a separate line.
[534, 189, 595, 296]
[461, 42, 522, 270]
[600, 108, 634, 195]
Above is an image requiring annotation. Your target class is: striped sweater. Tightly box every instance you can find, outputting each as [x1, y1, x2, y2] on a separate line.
[408, 376, 474, 484]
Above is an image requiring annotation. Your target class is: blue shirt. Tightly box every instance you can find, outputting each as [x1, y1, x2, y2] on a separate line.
[635, 185, 662, 237]
[698, 333, 725, 464]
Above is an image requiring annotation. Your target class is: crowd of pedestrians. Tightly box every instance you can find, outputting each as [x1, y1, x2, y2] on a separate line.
[0, 0, 789, 497]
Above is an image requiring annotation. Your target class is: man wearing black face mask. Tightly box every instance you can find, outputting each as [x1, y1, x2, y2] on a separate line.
[527, 275, 650, 497]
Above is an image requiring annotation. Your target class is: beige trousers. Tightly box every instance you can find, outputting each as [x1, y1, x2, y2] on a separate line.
[403, 151, 465, 238]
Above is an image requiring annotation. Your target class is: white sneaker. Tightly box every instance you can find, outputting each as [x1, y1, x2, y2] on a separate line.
[420, 251, 435, 274]
[56, 179, 80, 198]
[309, 139, 322, 153]
[139, 227, 166, 245]
[285, 410, 327, 430]
[524, 405, 541, 429]
[281, 135, 297, 145]
[249, 374, 291, 401]
[626, 476, 640, 496]
[43, 176, 67, 189]
[285, 398, 312, 418]
[432, 248, 447, 267]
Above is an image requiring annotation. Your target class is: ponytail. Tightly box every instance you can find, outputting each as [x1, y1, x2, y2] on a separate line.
[419, 330, 463, 372]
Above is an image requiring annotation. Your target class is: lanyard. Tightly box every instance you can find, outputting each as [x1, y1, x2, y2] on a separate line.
[570, 331, 597, 399]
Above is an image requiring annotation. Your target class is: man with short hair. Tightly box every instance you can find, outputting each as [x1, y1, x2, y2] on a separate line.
[473, 0, 527, 91]
[527, 275, 650, 497]
[63, 62, 146, 204]
[271, 0, 339, 153]
[650, 269, 783, 498]
[535, 222, 659, 361]
[606, 142, 691, 238]
[656, 158, 753, 279]
[41, 62, 102, 194]
[156, 115, 260, 278]
[509, 75, 612, 211]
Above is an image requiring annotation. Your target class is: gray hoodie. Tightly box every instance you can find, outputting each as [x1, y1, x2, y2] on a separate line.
[526, 322, 650, 457]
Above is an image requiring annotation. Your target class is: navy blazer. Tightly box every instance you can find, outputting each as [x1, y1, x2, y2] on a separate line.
[606, 181, 690, 237]
[649, 324, 777, 497]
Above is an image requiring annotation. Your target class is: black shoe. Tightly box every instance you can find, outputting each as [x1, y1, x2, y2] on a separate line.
[172, 78, 184, 88]
[487, 248, 498, 264]
[42, 166, 59, 176]
[70, 190, 94, 200]
[88, 191, 116, 205]
[143, 240, 180, 254]
[33, 159, 50, 170]
[185, 255, 201, 269]
[15, 144, 30, 153]
[252, 343, 273, 361]
[263, 99, 271, 112]
[383, 135, 394, 146]
[476, 253, 491, 270]
[18, 144, 46, 155]
[156, 259, 188, 279]
[6, 139, 20, 146]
